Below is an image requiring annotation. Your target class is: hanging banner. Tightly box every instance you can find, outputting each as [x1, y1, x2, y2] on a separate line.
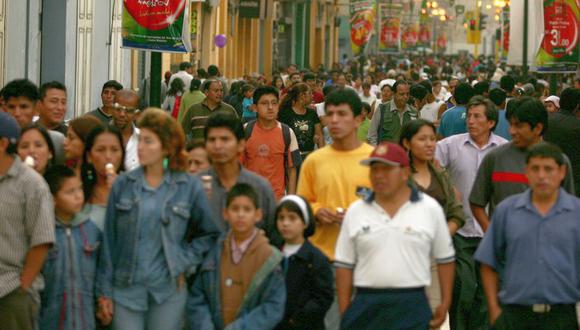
[418, 24, 431, 48]
[534, 0, 579, 72]
[122, 0, 192, 53]
[350, 0, 377, 56]
[401, 22, 419, 50]
[378, 4, 402, 53]
[500, 6, 510, 61]
[436, 33, 448, 52]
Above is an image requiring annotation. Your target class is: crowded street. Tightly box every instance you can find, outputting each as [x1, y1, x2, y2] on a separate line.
[0, 0, 579, 329]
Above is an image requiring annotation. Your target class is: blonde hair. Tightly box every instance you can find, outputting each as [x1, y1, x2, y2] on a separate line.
[138, 108, 188, 171]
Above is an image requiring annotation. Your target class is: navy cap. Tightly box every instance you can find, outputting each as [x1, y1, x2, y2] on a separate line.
[0, 112, 21, 144]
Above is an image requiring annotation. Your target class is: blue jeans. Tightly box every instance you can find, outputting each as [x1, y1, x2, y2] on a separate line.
[112, 287, 187, 330]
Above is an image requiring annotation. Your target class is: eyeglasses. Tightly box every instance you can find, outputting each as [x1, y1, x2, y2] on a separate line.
[113, 103, 139, 114]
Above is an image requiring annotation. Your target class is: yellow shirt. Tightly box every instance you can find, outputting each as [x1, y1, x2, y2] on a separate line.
[297, 143, 373, 260]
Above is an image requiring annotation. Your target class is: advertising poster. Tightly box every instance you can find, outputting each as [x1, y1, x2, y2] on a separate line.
[501, 6, 510, 61]
[418, 24, 431, 48]
[534, 0, 579, 72]
[401, 22, 419, 50]
[379, 3, 402, 53]
[350, 0, 377, 56]
[122, 0, 192, 53]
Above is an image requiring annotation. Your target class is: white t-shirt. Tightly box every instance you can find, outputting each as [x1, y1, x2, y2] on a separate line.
[420, 100, 445, 122]
[359, 93, 377, 108]
[334, 192, 455, 288]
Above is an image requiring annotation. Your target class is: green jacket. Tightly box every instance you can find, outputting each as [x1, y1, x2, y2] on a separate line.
[370, 100, 419, 144]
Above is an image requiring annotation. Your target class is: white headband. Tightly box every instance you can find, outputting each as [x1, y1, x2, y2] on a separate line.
[279, 195, 310, 227]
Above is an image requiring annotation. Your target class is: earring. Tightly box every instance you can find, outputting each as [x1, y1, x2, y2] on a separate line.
[163, 157, 169, 170]
[87, 168, 94, 181]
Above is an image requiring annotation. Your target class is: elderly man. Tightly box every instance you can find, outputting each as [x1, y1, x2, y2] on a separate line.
[436, 95, 508, 329]
[181, 79, 237, 142]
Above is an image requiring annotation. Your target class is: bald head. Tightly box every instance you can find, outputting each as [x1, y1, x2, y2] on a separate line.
[112, 89, 140, 130]
[114, 89, 139, 106]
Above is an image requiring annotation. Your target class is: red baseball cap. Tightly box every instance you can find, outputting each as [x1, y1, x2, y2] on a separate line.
[360, 142, 409, 167]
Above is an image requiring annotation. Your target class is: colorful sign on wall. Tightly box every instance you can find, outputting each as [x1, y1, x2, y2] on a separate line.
[534, 0, 579, 72]
[350, 0, 377, 56]
[122, 0, 192, 53]
[401, 22, 419, 50]
[379, 3, 402, 53]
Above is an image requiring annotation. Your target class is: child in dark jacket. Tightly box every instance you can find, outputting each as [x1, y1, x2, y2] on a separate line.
[40, 165, 103, 330]
[187, 183, 286, 330]
[275, 195, 333, 330]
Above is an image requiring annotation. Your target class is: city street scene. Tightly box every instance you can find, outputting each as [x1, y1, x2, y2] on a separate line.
[0, 0, 579, 329]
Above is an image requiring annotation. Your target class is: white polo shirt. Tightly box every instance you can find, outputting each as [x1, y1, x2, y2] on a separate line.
[334, 190, 455, 288]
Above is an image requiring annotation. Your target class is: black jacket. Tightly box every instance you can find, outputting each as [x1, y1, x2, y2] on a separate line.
[276, 240, 334, 330]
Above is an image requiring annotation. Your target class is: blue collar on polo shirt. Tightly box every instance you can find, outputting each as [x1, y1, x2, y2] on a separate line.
[365, 184, 421, 204]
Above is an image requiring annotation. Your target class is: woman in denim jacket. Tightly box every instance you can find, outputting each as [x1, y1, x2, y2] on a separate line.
[96, 108, 220, 329]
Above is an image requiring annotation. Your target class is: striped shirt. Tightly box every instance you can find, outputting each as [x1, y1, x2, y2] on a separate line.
[180, 101, 238, 141]
[0, 156, 55, 298]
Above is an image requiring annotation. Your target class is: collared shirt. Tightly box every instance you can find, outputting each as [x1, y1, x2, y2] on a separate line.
[436, 133, 508, 237]
[469, 142, 575, 216]
[198, 165, 278, 242]
[230, 229, 258, 264]
[474, 188, 580, 304]
[438, 105, 467, 138]
[334, 189, 455, 288]
[181, 101, 238, 141]
[113, 171, 176, 311]
[169, 70, 193, 90]
[124, 126, 140, 171]
[0, 157, 55, 298]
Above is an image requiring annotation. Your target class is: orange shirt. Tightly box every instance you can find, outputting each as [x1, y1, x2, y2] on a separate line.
[242, 121, 299, 199]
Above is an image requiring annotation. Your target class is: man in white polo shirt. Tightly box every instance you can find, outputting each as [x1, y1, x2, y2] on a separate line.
[335, 142, 455, 330]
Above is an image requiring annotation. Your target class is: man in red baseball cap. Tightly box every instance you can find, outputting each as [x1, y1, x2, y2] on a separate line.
[335, 142, 455, 329]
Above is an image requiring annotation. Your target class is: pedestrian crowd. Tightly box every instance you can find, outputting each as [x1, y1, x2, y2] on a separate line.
[1, 54, 580, 330]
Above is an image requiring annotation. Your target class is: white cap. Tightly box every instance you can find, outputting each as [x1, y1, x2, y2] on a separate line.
[379, 79, 396, 90]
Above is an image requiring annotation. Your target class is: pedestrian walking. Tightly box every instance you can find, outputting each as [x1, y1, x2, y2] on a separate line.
[96, 109, 219, 329]
[367, 80, 418, 145]
[335, 142, 455, 330]
[242, 86, 301, 200]
[0, 112, 55, 330]
[40, 165, 102, 330]
[469, 97, 575, 232]
[187, 183, 286, 329]
[435, 95, 508, 329]
[476, 143, 580, 330]
[274, 195, 333, 330]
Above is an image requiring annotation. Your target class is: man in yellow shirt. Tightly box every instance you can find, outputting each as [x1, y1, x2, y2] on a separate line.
[298, 88, 373, 260]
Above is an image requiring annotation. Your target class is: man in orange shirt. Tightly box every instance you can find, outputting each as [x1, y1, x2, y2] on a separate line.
[242, 86, 301, 200]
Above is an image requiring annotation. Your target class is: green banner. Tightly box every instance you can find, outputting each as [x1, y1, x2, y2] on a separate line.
[122, 0, 192, 53]
[534, 0, 579, 72]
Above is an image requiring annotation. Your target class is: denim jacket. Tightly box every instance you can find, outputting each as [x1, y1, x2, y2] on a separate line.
[96, 168, 220, 298]
[187, 233, 286, 330]
[40, 211, 102, 330]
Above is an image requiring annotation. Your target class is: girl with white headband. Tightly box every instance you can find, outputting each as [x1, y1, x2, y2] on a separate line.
[274, 195, 333, 330]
